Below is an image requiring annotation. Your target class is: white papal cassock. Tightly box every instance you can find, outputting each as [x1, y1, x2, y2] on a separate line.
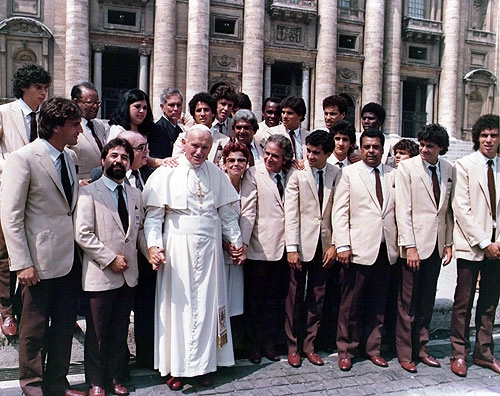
[143, 155, 242, 377]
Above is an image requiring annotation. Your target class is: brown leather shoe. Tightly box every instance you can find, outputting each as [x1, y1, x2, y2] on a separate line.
[421, 355, 441, 367]
[0, 315, 17, 337]
[450, 357, 467, 377]
[248, 351, 261, 364]
[65, 389, 87, 396]
[369, 356, 388, 367]
[166, 376, 182, 390]
[89, 385, 105, 396]
[198, 374, 212, 387]
[473, 357, 500, 374]
[287, 353, 301, 368]
[264, 349, 280, 362]
[338, 357, 352, 371]
[109, 382, 129, 395]
[399, 361, 417, 373]
[305, 352, 324, 366]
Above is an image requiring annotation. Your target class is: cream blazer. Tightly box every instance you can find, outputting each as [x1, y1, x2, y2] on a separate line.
[74, 178, 147, 291]
[69, 118, 108, 180]
[0, 139, 79, 279]
[395, 156, 454, 259]
[240, 164, 294, 261]
[285, 161, 340, 262]
[0, 100, 30, 179]
[453, 151, 500, 261]
[333, 161, 398, 265]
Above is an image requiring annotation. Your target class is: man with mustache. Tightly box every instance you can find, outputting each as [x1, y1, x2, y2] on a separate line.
[74, 138, 147, 396]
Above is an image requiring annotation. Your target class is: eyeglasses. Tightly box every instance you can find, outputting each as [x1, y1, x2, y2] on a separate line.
[133, 143, 149, 152]
[78, 99, 102, 107]
[225, 157, 247, 164]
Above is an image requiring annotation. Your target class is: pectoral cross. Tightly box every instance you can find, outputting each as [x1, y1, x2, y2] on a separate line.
[196, 180, 206, 204]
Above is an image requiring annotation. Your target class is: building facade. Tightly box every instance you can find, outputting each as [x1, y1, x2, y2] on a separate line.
[0, 0, 498, 138]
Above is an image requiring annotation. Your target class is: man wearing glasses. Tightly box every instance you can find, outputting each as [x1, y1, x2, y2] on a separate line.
[71, 82, 108, 183]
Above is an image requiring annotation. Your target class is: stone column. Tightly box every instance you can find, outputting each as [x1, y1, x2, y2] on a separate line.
[314, 0, 337, 128]
[426, 81, 435, 124]
[362, 0, 385, 105]
[302, 63, 311, 130]
[382, 0, 402, 135]
[186, 0, 210, 103]
[438, 0, 461, 137]
[264, 59, 274, 99]
[242, 0, 265, 121]
[152, 0, 176, 120]
[93, 44, 104, 118]
[65, 0, 90, 96]
[138, 45, 151, 93]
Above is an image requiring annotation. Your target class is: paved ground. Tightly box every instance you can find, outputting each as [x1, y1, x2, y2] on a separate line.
[0, 334, 499, 395]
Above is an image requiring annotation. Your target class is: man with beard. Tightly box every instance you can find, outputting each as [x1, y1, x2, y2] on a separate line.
[74, 138, 147, 396]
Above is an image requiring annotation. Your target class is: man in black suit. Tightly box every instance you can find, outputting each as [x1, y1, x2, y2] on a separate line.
[149, 88, 184, 159]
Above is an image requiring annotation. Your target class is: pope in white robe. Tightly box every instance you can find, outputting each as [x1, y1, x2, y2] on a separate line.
[143, 125, 243, 379]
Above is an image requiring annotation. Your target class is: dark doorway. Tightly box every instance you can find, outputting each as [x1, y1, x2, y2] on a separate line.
[271, 62, 302, 99]
[402, 79, 427, 137]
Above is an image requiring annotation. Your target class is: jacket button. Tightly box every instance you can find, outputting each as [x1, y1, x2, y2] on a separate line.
[318, 216, 323, 220]
[67, 212, 72, 216]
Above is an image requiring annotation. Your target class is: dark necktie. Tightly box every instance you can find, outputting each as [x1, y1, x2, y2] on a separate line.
[131, 169, 143, 191]
[117, 185, 129, 233]
[29, 112, 37, 142]
[246, 144, 255, 167]
[429, 165, 440, 205]
[58, 153, 72, 205]
[289, 130, 297, 159]
[487, 160, 496, 221]
[374, 167, 383, 208]
[87, 120, 103, 152]
[217, 123, 224, 135]
[318, 170, 324, 210]
[276, 173, 284, 200]
[337, 161, 343, 168]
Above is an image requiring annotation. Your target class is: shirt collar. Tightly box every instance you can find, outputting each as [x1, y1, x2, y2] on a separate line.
[18, 98, 40, 117]
[41, 139, 64, 163]
[478, 151, 497, 167]
[102, 174, 124, 191]
[423, 158, 440, 169]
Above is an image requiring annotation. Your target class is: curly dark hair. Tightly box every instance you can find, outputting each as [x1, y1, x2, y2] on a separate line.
[471, 114, 500, 151]
[101, 138, 135, 165]
[222, 141, 250, 163]
[188, 92, 217, 117]
[108, 89, 155, 135]
[305, 129, 335, 154]
[280, 96, 306, 120]
[322, 95, 348, 115]
[212, 84, 237, 103]
[417, 124, 450, 155]
[38, 97, 82, 139]
[13, 64, 51, 99]
[393, 139, 419, 158]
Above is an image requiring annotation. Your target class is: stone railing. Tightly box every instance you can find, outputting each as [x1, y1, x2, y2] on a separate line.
[403, 17, 442, 44]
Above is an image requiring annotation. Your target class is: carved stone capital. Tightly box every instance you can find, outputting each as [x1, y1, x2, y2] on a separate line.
[138, 44, 151, 57]
[92, 43, 105, 52]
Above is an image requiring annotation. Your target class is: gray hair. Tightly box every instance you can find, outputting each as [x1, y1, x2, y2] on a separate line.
[159, 88, 183, 104]
[266, 134, 294, 169]
[232, 109, 259, 132]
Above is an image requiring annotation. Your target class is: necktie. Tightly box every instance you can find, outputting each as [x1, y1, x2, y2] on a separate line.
[487, 160, 496, 221]
[117, 185, 129, 233]
[276, 173, 284, 200]
[289, 130, 296, 159]
[374, 168, 383, 208]
[58, 153, 72, 205]
[337, 161, 343, 168]
[429, 165, 440, 205]
[87, 120, 103, 152]
[317, 170, 324, 210]
[131, 169, 143, 191]
[29, 112, 37, 142]
[246, 144, 255, 167]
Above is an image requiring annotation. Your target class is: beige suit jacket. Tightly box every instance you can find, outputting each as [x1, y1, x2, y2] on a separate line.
[240, 164, 294, 261]
[0, 139, 79, 279]
[285, 161, 340, 262]
[333, 161, 398, 265]
[172, 128, 230, 163]
[453, 151, 500, 261]
[396, 156, 454, 259]
[0, 100, 30, 179]
[74, 178, 147, 291]
[69, 118, 108, 180]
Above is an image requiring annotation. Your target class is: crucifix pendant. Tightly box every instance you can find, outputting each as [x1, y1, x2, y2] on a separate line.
[196, 181, 205, 204]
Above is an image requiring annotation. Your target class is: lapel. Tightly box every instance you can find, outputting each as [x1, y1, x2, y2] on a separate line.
[82, 127, 102, 157]
[34, 140, 70, 207]
[258, 164, 283, 209]
[471, 153, 490, 210]
[381, 165, 394, 214]
[10, 101, 30, 145]
[323, 164, 335, 214]
[304, 162, 320, 210]
[124, 184, 137, 237]
[96, 179, 127, 236]
[65, 148, 79, 210]
[415, 157, 436, 208]
[438, 160, 452, 210]
[358, 163, 381, 212]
